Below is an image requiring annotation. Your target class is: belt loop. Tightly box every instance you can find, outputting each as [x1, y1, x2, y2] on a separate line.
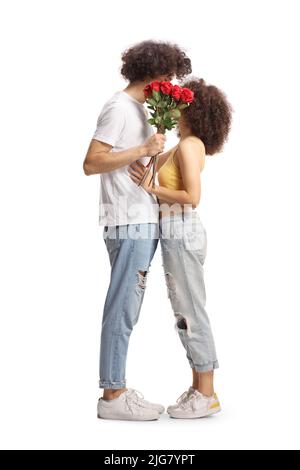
[182, 207, 185, 222]
[170, 211, 175, 239]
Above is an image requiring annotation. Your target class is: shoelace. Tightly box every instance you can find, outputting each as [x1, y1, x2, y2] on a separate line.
[176, 390, 189, 405]
[124, 389, 145, 414]
[180, 392, 203, 411]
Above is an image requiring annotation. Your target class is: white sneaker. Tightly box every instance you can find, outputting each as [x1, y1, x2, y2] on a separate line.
[97, 389, 161, 421]
[127, 389, 165, 414]
[167, 387, 195, 414]
[169, 390, 221, 419]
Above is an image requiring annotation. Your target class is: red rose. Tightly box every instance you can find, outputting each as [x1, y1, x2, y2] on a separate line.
[160, 81, 173, 95]
[144, 84, 152, 97]
[150, 81, 160, 92]
[181, 88, 194, 103]
[171, 85, 182, 101]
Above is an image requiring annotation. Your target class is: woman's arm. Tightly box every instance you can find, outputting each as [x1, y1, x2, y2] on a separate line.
[154, 139, 204, 206]
[129, 138, 205, 208]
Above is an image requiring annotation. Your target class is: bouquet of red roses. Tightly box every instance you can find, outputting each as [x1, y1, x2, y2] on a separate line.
[139, 81, 194, 188]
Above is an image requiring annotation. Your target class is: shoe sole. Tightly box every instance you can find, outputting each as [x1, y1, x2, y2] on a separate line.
[97, 413, 159, 421]
[169, 407, 221, 419]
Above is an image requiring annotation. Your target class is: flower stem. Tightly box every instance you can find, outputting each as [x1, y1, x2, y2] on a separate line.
[150, 126, 165, 188]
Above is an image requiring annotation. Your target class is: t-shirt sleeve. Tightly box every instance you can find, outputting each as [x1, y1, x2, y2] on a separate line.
[92, 104, 126, 147]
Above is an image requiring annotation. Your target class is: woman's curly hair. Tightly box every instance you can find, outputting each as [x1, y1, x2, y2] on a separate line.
[121, 40, 192, 82]
[181, 78, 233, 155]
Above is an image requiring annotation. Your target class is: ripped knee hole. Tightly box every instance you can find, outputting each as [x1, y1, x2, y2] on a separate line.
[175, 313, 191, 336]
[137, 270, 148, 289]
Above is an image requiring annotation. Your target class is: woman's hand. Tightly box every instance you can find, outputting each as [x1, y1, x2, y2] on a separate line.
[129, 161, 155, 193]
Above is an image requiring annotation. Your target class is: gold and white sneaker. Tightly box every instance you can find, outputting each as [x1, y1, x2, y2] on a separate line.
[169, 390, 221, 419]
[167, 387, 195, 414]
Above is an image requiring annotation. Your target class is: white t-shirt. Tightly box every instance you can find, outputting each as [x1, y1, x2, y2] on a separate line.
[93, 91, 159, 226]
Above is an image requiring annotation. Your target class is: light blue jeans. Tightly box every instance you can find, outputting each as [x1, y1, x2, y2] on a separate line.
[160, 211, 219, 372]
[99, 223, 158, 389]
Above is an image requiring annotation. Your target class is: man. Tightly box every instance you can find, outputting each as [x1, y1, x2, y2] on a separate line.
[83, 40, 191, 421]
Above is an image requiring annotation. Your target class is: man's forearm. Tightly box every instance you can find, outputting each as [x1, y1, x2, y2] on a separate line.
[84, 144, 148, 175]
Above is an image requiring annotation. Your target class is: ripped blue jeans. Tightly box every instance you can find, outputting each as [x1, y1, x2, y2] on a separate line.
[160, 212, 219, 373]
[99, 223, 158, 389]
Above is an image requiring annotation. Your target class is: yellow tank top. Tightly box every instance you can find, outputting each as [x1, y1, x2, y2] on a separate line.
[158, 139, 205, 190]
[158, 145, 184, 190]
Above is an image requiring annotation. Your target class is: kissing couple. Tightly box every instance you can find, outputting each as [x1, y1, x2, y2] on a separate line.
[84, 40, 232, 420]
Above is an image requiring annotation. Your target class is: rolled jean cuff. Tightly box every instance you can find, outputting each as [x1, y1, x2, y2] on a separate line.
[193, 360, 219, 373]
[99, 380, 126, 389]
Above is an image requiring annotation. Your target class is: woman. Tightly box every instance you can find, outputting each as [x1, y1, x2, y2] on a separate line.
[129, 78, 232, 418]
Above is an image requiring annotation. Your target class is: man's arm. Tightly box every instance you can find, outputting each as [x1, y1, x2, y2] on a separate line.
[83, 135, 166, 175]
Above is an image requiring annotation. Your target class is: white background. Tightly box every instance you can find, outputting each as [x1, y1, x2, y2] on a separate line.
[1, 0, 300, 450]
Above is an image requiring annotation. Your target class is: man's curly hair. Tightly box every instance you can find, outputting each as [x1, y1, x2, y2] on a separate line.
[121, 40, 192, 82]
[181, 78, 233, 155]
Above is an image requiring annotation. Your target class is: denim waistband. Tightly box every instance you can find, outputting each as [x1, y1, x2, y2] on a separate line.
[159, 210, 200, 225]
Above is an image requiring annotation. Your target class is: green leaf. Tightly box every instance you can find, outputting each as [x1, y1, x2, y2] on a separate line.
[178, 103, 188, 110]
[164, 122, 170, 127]
[150, 112, 156, 117]
[147, 118, 156, 125]
[158, 100, 167, 108]
[152, 90, 161, 102]
[155, 116, 162, 125]
[148, 98, 157, 107]
[170, 109, 181, 119]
